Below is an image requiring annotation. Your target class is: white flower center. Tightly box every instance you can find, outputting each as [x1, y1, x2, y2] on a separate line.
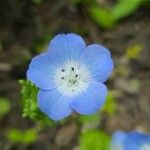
[111, 144, 123, 150]
[54, 60, 91, 96]
[141, 144, 150, 150]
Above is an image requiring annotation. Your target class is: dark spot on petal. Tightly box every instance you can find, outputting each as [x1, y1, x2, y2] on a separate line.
[75, 74, 78, 78]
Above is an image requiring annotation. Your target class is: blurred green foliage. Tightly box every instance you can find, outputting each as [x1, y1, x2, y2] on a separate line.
[125, 44, 144, 59]
[79, 113, 101, 125]
[7, 128, 38, 144]
[70, 0, 147, 29]
[90, 0, 143, 29]
[88, 6, 115, 28]
[19, 80, 54, 127]
[111, 0, 142, 21]
[0, 98, 11, 118]
[80, 129, 110, 150]
[102, 91, 116, 115]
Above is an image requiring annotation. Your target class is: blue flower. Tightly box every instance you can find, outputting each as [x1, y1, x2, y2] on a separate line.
[111, 131, 150, 150]
[27, 33, 113, 121]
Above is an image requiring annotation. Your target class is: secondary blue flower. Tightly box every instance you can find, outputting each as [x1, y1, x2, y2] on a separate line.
[111, 131, 150, 150]
[27, 33, 113, 121]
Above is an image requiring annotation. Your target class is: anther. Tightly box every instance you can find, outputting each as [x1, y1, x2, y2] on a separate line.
[71, 67, 74, 71]
[75, 74, 78, 78]
[61, 69, 65, 72]
[61, 77, 65, 80]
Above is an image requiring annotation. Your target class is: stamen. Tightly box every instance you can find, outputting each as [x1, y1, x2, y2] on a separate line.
[61, 77, 65, 80]
[72, 80, 77, 84]
[61, 69, 65, 72]
[54, 60, 90, 96]
[71, 67, 74, 71]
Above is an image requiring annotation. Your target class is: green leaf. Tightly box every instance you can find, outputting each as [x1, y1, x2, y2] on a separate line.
[7, 128, 38, 144]
[7, 129, 23, 143]
[0, 98, 11, 118]
[111, 0, 142, 21]
[88, 6, 115, 29]
[19, 80, 39, 119]
[80, 130, 110, 150]
[23, 129, 38, 144]
[19, 79, 55, 127]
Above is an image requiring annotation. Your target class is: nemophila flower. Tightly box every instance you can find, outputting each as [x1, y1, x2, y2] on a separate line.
[27, 33, 113, 121]
[111, 131, 150, 150]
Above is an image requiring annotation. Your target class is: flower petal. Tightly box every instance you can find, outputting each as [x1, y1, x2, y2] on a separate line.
[49, 33, 86, 52]
[88, 58, 113, 83]
[27, 53, 56, 90]
[111, 131, 127, 150]
[48, 33, 86, 62]
[70, 81, 107, 114]
[124, 132, 150, 150]
[111, 131, 150, 150]
[85, 44, 113, 83]
[85, 44, 111, 58]
[38, 89, 73, 121]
